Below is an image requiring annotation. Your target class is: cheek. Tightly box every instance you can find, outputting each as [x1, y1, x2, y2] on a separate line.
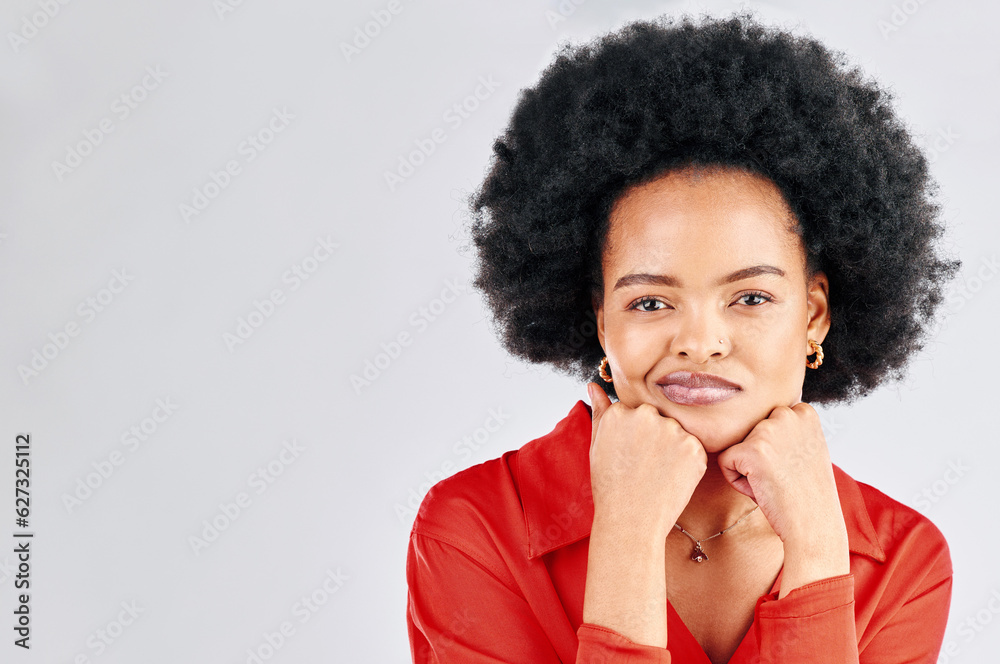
[742, 325, 807, 388]
[606, 320, 662, 377]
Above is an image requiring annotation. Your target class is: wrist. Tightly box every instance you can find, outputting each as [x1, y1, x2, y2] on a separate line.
[592, 510, 671, 542]
[779, 534, 850, 598]
[781, 517, 849, 555]
[779, 502, 849, 551]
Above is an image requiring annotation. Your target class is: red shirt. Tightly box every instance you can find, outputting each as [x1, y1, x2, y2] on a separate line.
[406, 399, 952, 663]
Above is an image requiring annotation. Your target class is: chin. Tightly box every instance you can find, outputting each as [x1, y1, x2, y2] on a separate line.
[633, 393, 758, 450]
[665, 412, 755, 454]
[689, 428, 746, 454]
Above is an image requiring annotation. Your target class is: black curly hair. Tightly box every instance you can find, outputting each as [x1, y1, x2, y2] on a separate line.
[467, 11, 961, 405]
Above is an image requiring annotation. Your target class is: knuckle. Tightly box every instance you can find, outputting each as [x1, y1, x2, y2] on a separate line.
[772, 405, 792, 418]
[635, 402, 659, 417]
[604, 404, 624, 423]
[682, 436, 706, 459]
[660, 417, 681, 434]
[798, 403, 820, 421]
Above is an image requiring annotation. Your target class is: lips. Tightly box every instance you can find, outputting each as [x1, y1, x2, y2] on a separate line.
[656, 371, 741, 406]
[658, 371, 741, 390]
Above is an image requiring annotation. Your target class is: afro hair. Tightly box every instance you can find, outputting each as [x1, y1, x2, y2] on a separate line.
[468, 11, 961, 405]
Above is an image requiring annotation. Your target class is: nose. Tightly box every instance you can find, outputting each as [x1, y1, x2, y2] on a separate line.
[669, 306, 729, 364]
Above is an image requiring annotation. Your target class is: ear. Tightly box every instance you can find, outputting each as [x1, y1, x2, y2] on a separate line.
[805, 270, 831, 348]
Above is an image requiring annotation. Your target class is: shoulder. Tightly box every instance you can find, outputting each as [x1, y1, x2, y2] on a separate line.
[406, 450, 526, 590]
[837, 465, 953, 587]
[409, 450, 520, 542]
[409, 399, 593, 558]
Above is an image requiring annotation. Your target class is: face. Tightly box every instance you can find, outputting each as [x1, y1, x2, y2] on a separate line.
[592, 165, 830, 453]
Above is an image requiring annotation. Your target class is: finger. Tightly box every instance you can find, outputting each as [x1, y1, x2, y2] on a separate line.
[727, 475, 756, 502]
[790, 401, 816, 418]
[587, 382, 613, 447]
[587, 382, 612, 419]
[717, 446, 756, 500]
[716, 446, 744, 486]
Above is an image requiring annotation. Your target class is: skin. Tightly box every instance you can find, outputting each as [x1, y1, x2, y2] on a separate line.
[580, 165, 850, 660]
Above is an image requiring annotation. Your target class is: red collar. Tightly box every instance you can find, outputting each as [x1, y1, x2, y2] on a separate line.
[514, 399, 886, 562]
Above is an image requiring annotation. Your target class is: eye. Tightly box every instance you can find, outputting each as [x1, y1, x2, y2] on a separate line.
[737, 291, 773, 307]
[626, 296, 668, 312]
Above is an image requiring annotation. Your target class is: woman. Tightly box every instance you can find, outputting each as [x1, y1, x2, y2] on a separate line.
[406, 12, 959, 663]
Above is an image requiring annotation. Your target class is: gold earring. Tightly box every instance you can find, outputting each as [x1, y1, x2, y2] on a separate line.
[806, 339, 824, 369]
[599, 356, 613, 383]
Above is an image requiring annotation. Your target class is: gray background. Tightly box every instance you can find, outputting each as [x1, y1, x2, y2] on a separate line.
[0, 0, 996, 662]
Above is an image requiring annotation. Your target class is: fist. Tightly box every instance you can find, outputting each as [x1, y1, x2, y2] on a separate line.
[717, 402, 845, 547]
[587, 383, 708, 537]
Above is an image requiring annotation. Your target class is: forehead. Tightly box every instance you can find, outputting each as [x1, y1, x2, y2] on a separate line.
[604, 167, 805, 277]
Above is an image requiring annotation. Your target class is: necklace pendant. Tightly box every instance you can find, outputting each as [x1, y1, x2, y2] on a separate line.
[690, 542, 708, 563]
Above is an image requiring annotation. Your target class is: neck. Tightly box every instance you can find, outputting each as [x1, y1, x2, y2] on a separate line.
[673, 453, 761, 538]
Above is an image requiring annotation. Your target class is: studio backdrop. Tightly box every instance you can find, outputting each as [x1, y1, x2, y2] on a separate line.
[0, 0, 996, 662]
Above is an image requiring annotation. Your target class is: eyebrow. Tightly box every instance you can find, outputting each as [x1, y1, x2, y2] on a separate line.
[612, 265, 786, 291]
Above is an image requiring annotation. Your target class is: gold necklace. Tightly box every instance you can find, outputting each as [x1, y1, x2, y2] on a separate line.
[672, 505, 760, 563]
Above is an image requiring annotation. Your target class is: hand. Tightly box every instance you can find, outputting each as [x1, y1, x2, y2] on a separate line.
[717, 402, 850, 595]
[587, 383, 708, 538]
